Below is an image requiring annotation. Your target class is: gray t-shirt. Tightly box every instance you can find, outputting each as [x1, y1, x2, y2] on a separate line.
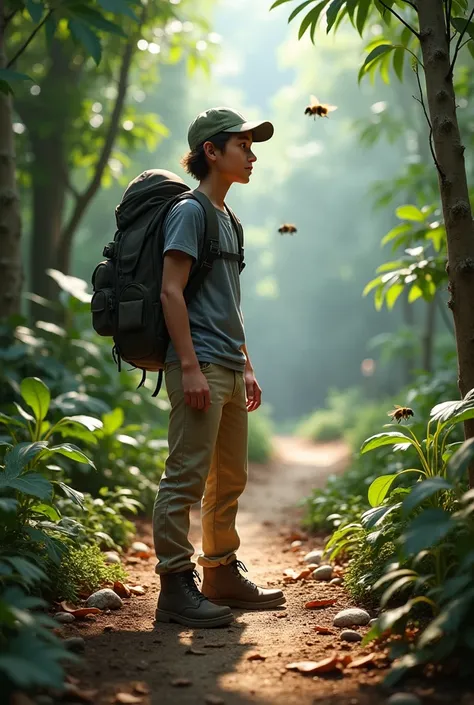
[163, 198, 246, 372]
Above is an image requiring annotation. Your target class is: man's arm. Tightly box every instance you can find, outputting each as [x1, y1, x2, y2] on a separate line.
[161, 250, 210, 411]
[241, 343, 262, 412]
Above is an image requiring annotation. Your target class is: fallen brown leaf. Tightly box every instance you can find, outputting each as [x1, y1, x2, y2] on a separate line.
[338, 654, 353, 667]
[171, 678, 192, 687]
[64, 684, 98, 702]
[66, 675, 81, 685]
[59, 601, 102, 619]
[113, 581, 131, 598]
[205, 696, 225, 705]
[247, 653, 266, 661]
[186, 647, 206, 656]
[347, 653, 376, 669]
[286, 655, 340, 675]
[305, 599, 337, 609]
[314, 625, 335, 635]
[128, 585, 147, 596]
[115, 694, 142, 704]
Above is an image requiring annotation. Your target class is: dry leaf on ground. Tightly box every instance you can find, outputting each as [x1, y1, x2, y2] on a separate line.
[286, 655, 340, 675]
[171, 678, 192, 687]
[132, 682, 150, 695]
[205, 696, 225, 705]
[113, 581, 131, 598]
[64, 684, 98, 702]
[128, 585, 147, 596]
[59, 602, 102, 618]
[314, 625, 335, 635]
[186, 647, 206, 656]
[346, 653, 376, 669]
[115, 694, 142, 704]
[305, 598, 337, 609]
[338, 654, 353, 667]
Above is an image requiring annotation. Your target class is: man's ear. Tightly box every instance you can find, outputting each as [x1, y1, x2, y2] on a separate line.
[203, 140, 217, 161]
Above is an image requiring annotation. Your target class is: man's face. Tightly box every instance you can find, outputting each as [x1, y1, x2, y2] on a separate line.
[214, 132, 257, 184]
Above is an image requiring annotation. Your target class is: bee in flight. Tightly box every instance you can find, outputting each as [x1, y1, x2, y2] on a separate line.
[388, 405, 414, 423]
[278, 223, 297, 235]
[305, 95, 338, 119]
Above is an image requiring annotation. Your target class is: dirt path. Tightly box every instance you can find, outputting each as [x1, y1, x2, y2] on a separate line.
[64, 437, 453, 705]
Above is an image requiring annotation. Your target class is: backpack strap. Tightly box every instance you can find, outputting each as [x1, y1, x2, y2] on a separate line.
[224, 204, 245, 272]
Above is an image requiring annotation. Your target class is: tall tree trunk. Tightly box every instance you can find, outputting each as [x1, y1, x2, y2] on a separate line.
[417, 0, 474, 485]
[29, 134, 67, 318]
[0, 5, 23, 318]
[422, 298, 436, 373]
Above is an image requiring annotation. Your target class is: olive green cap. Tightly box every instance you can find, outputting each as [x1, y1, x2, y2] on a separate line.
[187, 106, 274, 151]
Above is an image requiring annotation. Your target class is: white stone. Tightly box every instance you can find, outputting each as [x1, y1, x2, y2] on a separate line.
[131, 541, 150, 553]
[303, 549, 324, 565]
[386, 694, 421, 705]
[54, 612, 75, 624]
[104, 551, 121, 564]
[330, 577, 343, 586]
[340, 629, 362, 642]
[312, 565, 333, 581]
[333, 608, 371, 628]
[86, 588, 123, 610]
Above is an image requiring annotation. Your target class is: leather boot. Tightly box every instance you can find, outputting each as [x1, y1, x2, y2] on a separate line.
[156, 569, 234, 628]
[202, 560, 286, 610]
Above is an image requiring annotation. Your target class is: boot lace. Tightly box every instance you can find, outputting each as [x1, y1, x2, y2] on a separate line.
[179, 570, 208, 604]
[231, 560, 257, 590]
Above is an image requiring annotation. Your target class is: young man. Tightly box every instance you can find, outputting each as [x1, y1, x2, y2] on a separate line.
[153, 107, 286, 628]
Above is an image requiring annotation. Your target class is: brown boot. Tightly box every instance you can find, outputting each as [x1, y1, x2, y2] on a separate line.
[202, 560, 286, 610]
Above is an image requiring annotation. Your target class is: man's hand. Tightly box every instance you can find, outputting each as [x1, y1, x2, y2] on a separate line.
[182, 366, 211, 412]
[244, 368, 262, 412]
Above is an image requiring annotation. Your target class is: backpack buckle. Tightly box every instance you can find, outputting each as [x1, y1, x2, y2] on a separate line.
[103, 242, 116, 259]
[208, 241, 220, 257]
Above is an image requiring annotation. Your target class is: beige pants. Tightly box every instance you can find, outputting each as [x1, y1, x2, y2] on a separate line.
[153, 362, 248, 575]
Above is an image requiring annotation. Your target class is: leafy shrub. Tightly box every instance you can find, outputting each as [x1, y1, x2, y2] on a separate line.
[0, 554, 73, 697]
[248, 408, 273, 463]
[51, 543, 127, 603]
[298, 410, 344, 442]
[344, 539, 396, 604]
[56, 487, 141, 550]
[343, 397, 393, 452]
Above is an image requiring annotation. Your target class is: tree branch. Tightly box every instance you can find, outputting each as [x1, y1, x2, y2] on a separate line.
[412, 64, 445, 180]
[57, 39, 134, 271]
[378, 0, 420, 37]
[448, 7, 474, 77]
[4, 9, 19, 28]
[7, 9, 53, 68]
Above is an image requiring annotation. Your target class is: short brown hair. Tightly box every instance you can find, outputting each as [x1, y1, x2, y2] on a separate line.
[181, 131, 234, 181]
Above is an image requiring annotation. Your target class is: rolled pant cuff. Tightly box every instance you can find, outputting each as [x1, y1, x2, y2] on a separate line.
[154, 561, 195, 576]
[197, 552, 237, 568]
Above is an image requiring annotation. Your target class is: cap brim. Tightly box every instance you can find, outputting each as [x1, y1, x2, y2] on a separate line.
[224, 120, 274, 142]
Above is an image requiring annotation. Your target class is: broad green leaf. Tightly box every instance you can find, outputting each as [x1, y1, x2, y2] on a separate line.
[20, 377, 50, 423]
[31, 503, 61, 521]
[299, 3, 327, 39]
[430, 392, 474, 428]
[381, 223, 412, 246]
[270, 0, 295, 8]
[69, 20, 102, 65]
[56, 481, 85, 509]
[0, 412, 25, 429]
[102, 407, 124, 435]
[0, 498, 18, 513]
[97, 0, 139, 20]
[14, 403, 35, 423]
[4, 442, 48, 478]
[361, 43, 394, 71]
[368, 474, 398, 507]
[374, 568, 418, 591]
[356, 0, 371, 35]
[67, 7, 126, 37]
[1, 473, 52, 500]
[402, 477, 453, 517]
[4, 556, 46, 585]
[361, 502, 402, 528]
[47, 443, 96, 468]
[0, 69, 32, 84]
[326, 0, 346, 33]
[401, 508, 453, 554]
[25, 527, 67, 564]
[26, 0, 44, 23]
[361, 431, 414, 454]
[396, 204, 425, 222]
[381, 575, 416, 607]
[451, 17, 474, 42]
[386, 283, 404, 309]
[393, 46, 405, 80]
[408, 284, 423, 303]
[448, 438, 474, 481]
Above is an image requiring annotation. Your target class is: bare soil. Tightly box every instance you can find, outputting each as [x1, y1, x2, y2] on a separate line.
[62, 437, 474, 705]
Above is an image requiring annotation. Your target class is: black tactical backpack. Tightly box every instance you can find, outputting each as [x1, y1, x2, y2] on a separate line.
[91, 169, 245, 396]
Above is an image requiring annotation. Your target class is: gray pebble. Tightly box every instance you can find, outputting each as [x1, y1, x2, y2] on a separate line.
[54, 612, 75, 624]
[103, 551, 121, 565]
[312, 564, 333, 581]
[63, 636, 85, 652]
[333, 608, 371, 628]
[86, 588, 123, 610]
[340, 629, 363, 642]
[330, 577, 343, 586]
[303, 549, 324, 565]
[386, 694, 421, 705]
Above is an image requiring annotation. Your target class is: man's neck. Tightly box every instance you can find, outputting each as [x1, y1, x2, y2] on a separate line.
[196, 173, 231, 212]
